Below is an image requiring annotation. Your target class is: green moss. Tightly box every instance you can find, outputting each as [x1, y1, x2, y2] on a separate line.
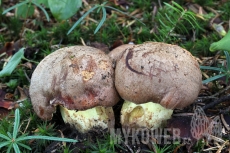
[182, 32, 220, 56]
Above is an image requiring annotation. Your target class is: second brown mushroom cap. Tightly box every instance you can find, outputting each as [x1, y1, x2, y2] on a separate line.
[114, 42, 202, 109]
[109, 42, 202, 129]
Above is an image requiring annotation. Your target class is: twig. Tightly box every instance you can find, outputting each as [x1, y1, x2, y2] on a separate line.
[58, 130, 66, 147]
[202, 94, 230, 110]
[203, 147, 219, 152]
[23, 117, 31, 134]
[172, 113, 194, 116]
[211, 85, 230, 97]
[220, 114, 230, 131]
[199, 85, 230, 100]
[80, 37, 86, 46]
[23, 69, 30, 82]
[219, 106, 230, 114]
[22, 57, 39, 64]
[124, 143, 134, 153]
[158, 0, 162, 9]
[216, 140, 229, 153]
[208, 135, 225, 143]
[135, 147, 141, 153]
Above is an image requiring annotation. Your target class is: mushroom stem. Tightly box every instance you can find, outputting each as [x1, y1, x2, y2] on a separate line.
[60, 106, 115, 133]
[121, 101, 173, 129]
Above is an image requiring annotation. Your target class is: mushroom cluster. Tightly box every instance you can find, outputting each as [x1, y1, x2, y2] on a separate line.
[29, 42, 202, 133]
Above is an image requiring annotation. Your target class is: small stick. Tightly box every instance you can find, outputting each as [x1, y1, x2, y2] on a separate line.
[216, 140, 229, 153]
[23, 117, 31, 134]
[220, 114, 230, 131]
[124, 143, 134, 153]
[198, 85, 230, 101]
[135, 147, 141, 153]
[219, 106, 230, 114]
[202, 95, 230, 110]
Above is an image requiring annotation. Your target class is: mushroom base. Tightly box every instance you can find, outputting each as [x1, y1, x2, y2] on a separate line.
[121, 101, 173, 129]
[60, 106, 115, 133]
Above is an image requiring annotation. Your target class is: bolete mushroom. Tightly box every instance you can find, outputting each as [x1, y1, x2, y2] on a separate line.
[29, 46, 119, 133]
[110, 42, 202, 129]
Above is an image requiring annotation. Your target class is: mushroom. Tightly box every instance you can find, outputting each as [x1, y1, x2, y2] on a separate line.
[29, 46, 119, 133]
[110, 42, 202, 129]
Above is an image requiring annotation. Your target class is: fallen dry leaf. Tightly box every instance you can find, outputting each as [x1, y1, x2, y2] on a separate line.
[167, 106, 224, 152]
[0, 101, 18, 110]
[0, 108, 11, 119]
[16, 86, 28, 102]
[21, 62, 33, 69]
[89, 42, 110, 54]
[0, 40, 23, 56]
[109, 40, 124, 51]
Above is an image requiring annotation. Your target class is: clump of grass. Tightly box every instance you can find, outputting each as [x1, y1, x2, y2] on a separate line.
[0, 108, 77, 153]
[182, 32, 220, 56]
[153, 1, 200, 43]
[84, 134, 124, 153]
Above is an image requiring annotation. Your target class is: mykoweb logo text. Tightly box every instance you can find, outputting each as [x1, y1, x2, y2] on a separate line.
[110, 106, 223, 145]
[110, 127, 192, 145]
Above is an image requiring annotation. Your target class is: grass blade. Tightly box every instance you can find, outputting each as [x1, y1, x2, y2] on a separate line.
[163, 2, 181, 13]
[67, 5, 98, 35]
[13, 143, 20, 153]
[185, 13, 202, 28]
[165, 13, 176, 26]
[6, 143, 13, 153]
[17, 135, 77, 142]
[31, 1, 50, 21]
[0, 133, 11, 141]
[172, 1, 184, 11]
[94, 7, 107, 34]
[159, 18, 169, 29]
[183, 17, 196, 29]
[224, 51, 230, 70]
[105, 6, 145, 25]
[202, 74, 226, 84]
[200, 66, 225, 72]
[0, 141, 11, 148]
[7, 132, 12, 139]
[0, 48, 24, 77]
[13, 109, 20, 139]
[17, 142, 31, 150]
[2, 1, 28, 14]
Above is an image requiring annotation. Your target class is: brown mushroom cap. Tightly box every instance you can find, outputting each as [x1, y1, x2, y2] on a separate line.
[115, 42, 202, 109]
[29, 46, 119, 120]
